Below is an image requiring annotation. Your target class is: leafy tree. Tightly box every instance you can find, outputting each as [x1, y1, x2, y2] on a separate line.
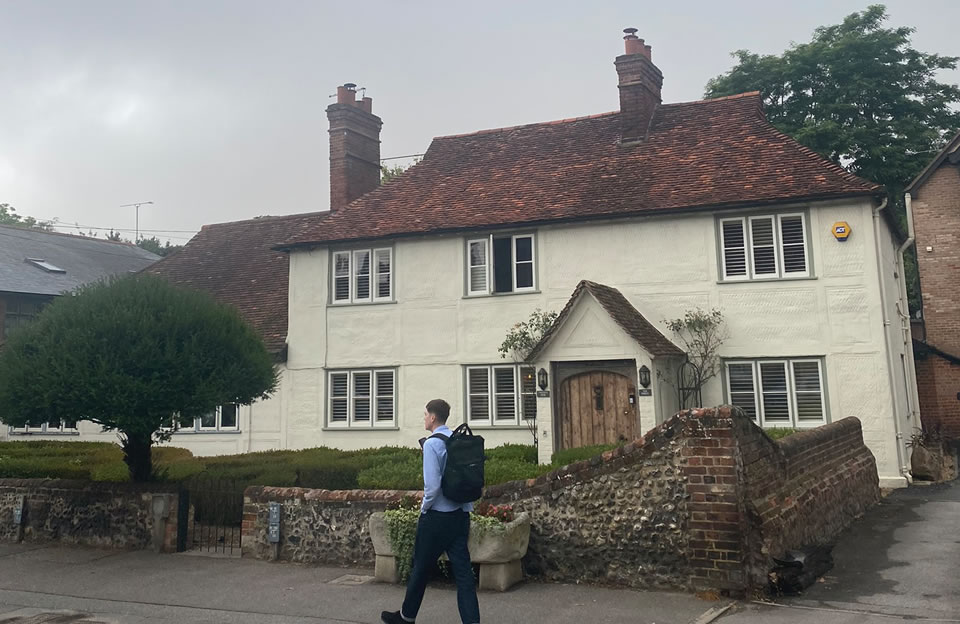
[381, 157, 421, 184]
[136, 236, 184, 257]
[0, 274, 278, 481]
[0, 203, 53, 230]
[499, 308, 559, 362]
[705, 5, 960, 205]
[705, 5, 960, 314]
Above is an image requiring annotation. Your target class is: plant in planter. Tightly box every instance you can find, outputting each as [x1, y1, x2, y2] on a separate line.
[369, 500, 531, 591]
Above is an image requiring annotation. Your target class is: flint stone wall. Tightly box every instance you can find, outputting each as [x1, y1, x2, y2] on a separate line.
[0, 479, 180, 552]
[242, 408, 880, 594]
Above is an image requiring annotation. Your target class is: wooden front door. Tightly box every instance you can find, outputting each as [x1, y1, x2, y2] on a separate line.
[557, 371, 638, 450]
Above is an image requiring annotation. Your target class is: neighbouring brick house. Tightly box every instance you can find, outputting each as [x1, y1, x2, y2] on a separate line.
[909, 131, 960, 442]
[35, 30, 920, 487]
[0, 225, 158, 437]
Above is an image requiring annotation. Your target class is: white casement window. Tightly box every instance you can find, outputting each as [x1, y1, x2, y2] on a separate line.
[725, 359, 826, 427]
[328, 369, 396, 428]
[169, 405, 239, 433]
[719, 213, 809, 281]
[196, 404, 240, 432]
[8, 418, 78, 435]
[466, 365, 537, 426]
[465, 234, 536, 296]
[332, 248, 392, 304]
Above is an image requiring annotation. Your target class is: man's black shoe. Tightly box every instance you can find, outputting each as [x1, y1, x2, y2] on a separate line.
[381, 610, 411, 624]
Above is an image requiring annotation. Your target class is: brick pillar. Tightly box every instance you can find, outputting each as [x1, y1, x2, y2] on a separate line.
[680, 408, 749, 594]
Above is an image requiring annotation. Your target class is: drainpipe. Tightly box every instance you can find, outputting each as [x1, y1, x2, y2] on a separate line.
[899, 193, 921, 432]
[872, 198, 909, 482]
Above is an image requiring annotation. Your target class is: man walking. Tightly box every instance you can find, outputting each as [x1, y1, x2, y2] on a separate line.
[381, 399, 480, 624]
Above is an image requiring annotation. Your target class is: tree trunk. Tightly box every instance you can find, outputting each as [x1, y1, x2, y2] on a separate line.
[122, 431, 154, 482]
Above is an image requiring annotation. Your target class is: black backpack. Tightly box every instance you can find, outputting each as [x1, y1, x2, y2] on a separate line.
[429, 424, 485, 503]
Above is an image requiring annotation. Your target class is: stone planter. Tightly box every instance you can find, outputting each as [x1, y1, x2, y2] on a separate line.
[368, 511, 531, 591]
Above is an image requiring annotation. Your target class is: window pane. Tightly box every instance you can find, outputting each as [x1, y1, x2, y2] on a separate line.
[330, 373, 349, 423]
[63, 419, 77, 430]
[354, 372, 371, 421]
[468, 368, 490, 421]
[722, 220, 747, 278]
[759, 362, 790, 422]
[727, 363, 758, 422]
[375, 250, 391, 299]
[515, 263, 534, 289]
[751, 218, 777, 276]
[519, 367, 537, 420]
[515, 236, 533, 262]
[780, 216, 807, 274]
[354, 251, 371, 300]
[200, 410, 217, 428]
[220, 404, 238, 429]
[793, 361, 824, 421]
[494, 367, 516, 421]
[375, 371, 395, 422]
[492, 237, 512, 293]
[334, 253, 350, 301]
[46, 418, 61, 432]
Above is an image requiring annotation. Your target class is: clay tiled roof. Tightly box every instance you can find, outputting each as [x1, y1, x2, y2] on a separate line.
[148, 212, 329, 356]
[281, 92, 880, 248]
[528, 280, 685, 361]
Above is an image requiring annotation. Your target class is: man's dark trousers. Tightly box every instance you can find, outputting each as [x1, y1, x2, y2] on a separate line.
[401, 509, 479, 624]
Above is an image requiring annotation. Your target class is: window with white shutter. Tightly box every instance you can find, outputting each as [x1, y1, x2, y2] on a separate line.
[749, 216, 779, 277]
[718, 213, 810, 281]
[332, 248, 393, 304]
[465, 364, 537, 426]
[468, 239, 489, 295]
[328, 369, 396, 428]
[779, 215, 808, 276]
[725, 359, 827, 427]
[721, 219, 748, 279]
[333, 252, 351, 303]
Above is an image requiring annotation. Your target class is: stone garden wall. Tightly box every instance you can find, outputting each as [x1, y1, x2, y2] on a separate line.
[241, 487, 419, 564]
[242, 407, 881, 593]
[0, 479, 180, 552]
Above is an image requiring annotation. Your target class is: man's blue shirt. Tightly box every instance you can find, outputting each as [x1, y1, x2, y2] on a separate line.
[421, 425, 473, 514]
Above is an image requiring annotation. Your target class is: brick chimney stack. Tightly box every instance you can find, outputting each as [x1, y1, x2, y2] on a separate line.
[326, 83, 383, 212]
[615, 28, 663, 144]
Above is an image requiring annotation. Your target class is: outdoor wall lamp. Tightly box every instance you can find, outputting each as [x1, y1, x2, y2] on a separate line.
[638, 365, 651, 388]
[537, 368, 549, 391]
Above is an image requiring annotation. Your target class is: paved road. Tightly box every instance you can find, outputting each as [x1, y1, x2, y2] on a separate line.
[720, 480, 960, 623]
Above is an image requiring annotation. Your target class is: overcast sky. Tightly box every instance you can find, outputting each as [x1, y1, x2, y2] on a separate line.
[2, 1, 958, 244]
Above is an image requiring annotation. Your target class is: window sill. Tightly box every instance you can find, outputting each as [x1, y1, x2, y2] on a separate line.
[328, 300, 398, 308]
[8, 431, 79, 436]
[466, 424, 535, 430]
[717, 276, 817, 285]
[172, 430, 242, 435]
[322, 426, 400, 432]
[463, 290, 541, 300]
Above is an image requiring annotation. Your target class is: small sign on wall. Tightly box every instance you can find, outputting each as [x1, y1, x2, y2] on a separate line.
[637, 389, 652, 397]
[832, 221, 852, 241]
[536, 390, 550, 398]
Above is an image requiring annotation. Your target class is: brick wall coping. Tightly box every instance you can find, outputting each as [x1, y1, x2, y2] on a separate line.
[0, 478, 178, 494]
[244, 486, 421, 504]
[776, 417, 863, 458]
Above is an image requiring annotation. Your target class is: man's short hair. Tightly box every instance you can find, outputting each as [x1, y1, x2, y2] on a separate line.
[426, 399, 451, 424]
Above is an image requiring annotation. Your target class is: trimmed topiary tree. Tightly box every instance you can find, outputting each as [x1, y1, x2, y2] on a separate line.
[0, 274, 278, 482]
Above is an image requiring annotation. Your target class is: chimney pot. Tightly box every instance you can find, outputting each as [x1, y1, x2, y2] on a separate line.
[360, 96, 373, 114]
[623, 27, 645, 56]
[337, 83, 357, 104]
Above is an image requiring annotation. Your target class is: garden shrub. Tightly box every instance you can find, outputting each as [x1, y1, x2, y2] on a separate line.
[764, 427, 797, 440]
[483, 458, 546, 485]
[551, 443, 618, 466]
[486, 443, 537, 464]
[357, 456, 423, 490]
